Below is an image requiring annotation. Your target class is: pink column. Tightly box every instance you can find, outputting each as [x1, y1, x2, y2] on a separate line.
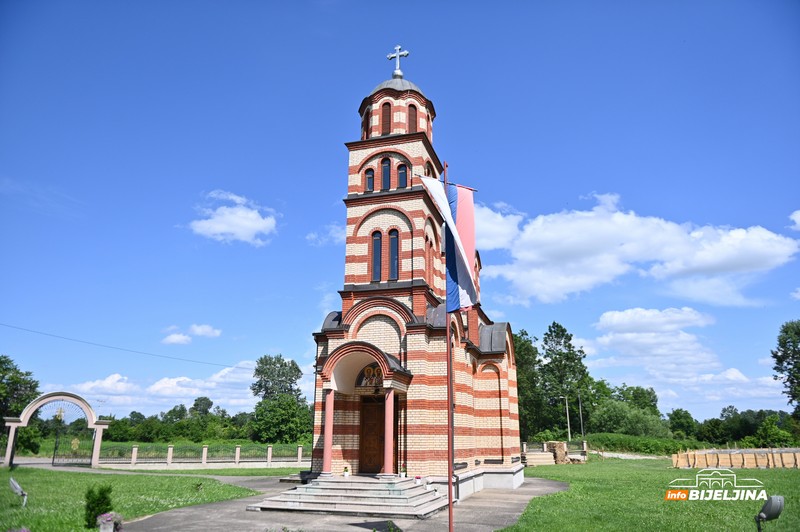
[321, 388, 334, 475]
[383, 387, 394, 474]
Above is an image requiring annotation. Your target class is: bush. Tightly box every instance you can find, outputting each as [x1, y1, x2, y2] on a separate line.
[84, 484, 113, 529]
[587, 433, 710, 455]
[529, 428, 567, 442]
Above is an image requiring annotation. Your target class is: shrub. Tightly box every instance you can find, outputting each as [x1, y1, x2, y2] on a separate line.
[84, 484, 113, 529]
[587, 433, 710, 455]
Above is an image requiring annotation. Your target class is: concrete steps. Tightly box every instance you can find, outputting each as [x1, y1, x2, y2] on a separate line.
[247, 476, 448, 519]
[525, 452, 556, 466]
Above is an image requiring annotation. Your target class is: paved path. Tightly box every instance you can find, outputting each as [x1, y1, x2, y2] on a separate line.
[124, 476, 567, 532]
[12, 459, 567, 531]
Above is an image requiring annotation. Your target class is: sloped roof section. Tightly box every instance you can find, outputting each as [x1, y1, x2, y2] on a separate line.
[479, 322, 509, 354]
[371, 77, 425, 96]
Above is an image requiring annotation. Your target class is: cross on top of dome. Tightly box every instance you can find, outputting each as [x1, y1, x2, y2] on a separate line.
[387, 45, 409, 79]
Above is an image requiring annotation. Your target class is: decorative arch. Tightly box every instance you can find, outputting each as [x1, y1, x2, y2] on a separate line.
[320, 341, 409, 395]
[2, 391, 110, 468]
[342, 297, 415, 330]
[353, 206, 413, 237]
[355, 150, 414, 175]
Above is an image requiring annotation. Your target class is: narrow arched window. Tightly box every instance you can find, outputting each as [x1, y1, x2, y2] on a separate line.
[365, 169, 374, 192]
[398, 165, 407, 188]
[389, 229, 399, 280]
[425, 162, 433, 177]
[381, 158, 391, 191]
[362, 109, 371, 140]
[408, 105, 417, 133]
[381, 103, 391, 136]
[372, 231, 382, 281]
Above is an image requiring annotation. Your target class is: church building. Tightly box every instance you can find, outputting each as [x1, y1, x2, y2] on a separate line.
[310, 48, 523, 498]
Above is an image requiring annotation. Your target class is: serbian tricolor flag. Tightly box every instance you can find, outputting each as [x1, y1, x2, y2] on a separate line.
[421, 177, 479, 312]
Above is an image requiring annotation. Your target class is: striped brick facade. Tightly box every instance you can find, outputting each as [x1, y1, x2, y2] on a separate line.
[311, 73, 521, 488]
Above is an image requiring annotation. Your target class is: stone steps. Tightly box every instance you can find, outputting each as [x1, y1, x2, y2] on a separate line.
[525, 452, 556, 466]
[247, 476, 449, 519]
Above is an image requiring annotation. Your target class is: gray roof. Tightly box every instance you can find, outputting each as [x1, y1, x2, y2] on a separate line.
[321, 311, 342, 331]
[425, 304, 447, 328]
[371, 77, 425, 97]
[479, 322, 509, 353]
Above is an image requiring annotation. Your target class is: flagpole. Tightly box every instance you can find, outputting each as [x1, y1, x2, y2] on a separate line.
[444, 162, 454, 532]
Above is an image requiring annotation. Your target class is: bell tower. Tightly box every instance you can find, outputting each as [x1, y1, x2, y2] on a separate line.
[341, 46, 445, 319]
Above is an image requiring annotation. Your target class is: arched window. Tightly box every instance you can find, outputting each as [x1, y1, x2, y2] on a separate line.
[389, 229, 399, 280]
[381, 158, 391, 191]
[362, 109, 371, 140]
[408, 105, 417, 133]
[372, 231, 382, 281]
[381, 103, 391, 136]
[398, 165, 407, 188]
[365, 169, 374, 192]
[425, 162, 433, 177]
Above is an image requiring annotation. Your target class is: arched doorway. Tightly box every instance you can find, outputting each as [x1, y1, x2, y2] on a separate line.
[2, 391, 111, 468]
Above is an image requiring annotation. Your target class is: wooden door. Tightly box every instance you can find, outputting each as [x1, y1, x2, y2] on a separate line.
[359, 397, 384, 474]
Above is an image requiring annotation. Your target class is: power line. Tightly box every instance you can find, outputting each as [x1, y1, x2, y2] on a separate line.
[0, 322, 243, 369]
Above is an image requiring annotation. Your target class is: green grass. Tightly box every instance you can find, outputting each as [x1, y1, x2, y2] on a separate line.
[0, 467, 258, 531]
[504, 458, 799, 532]
[111, 466, 304, 476]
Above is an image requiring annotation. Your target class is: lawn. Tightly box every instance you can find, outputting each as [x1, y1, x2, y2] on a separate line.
[505, 458, 799, 532]
[0, 467, 258, 531]
[112, 466, 304, 476]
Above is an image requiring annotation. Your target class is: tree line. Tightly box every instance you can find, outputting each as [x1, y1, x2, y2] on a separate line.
[1, 319, 799, 450]
[0, 354, 313, 452]
[514, 320, 800, 447]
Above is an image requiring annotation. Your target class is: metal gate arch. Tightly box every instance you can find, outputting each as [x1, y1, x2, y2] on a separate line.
[2, 391, 111, 468]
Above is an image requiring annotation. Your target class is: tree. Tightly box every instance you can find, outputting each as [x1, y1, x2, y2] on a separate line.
[251, 354, 303, 401]
[513, 330, 544, 441]
[772, 320, 800, 410]
[251, 394, 312, 444]
[613, 384, 660, 417]
[667, 408, 697, 438]
[539, 322, 589, 438]
[161, 404, 188, 424]
[0, 355, 40, 427]
[189, 396, 213, 417]
[0, 355, 40, 453]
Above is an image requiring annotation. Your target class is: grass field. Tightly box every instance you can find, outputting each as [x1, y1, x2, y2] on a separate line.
[0, 467, 258, 531]
[3, 460, 797, 531]
[505, 458, 799, 532]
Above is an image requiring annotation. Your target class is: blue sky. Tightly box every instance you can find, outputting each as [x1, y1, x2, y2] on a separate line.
[1, 0, 798, 423]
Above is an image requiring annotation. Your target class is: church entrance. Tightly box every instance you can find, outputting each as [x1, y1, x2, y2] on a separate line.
[359, 396, 384, 474]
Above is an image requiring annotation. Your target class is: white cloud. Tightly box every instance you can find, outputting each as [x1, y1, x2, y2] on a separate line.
[480, 194, 799, 305]
[306, 223, 346, 246]
[189, 324, 222, 338]
[792, 288, 800, 300]
[475, 203, 523, 251]
[593, 306, 720, 380]
[161, 333, 191, 345]
[190, 189, 278, 247]
[147, 376, 209, 397]
[789, 210, 800, 231]
[585, 306, 787, 412]
[595, 307, 713, 333]
[74, 373, 139, 394]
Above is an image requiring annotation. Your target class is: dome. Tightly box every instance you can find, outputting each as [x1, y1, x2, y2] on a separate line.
[371, 76, 425, 97]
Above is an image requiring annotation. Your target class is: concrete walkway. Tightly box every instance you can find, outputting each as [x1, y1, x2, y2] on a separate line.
[12, 459, 568, 531]
[125, 476, 567, 532]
